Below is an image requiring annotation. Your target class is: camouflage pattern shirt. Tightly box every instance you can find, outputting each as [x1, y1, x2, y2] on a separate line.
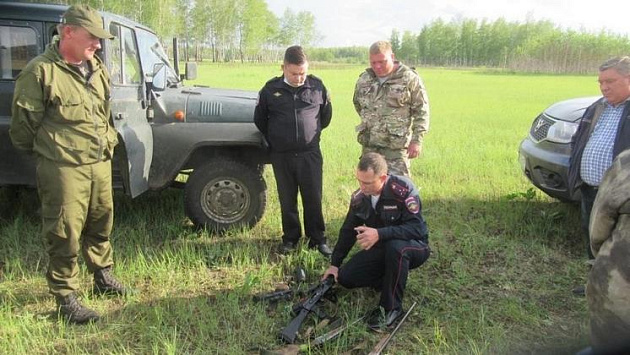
[353, 62, 429, 150]
[587, 148, 630, 352]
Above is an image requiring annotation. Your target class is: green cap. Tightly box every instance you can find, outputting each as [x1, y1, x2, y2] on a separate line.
[62, 4, 114, 39]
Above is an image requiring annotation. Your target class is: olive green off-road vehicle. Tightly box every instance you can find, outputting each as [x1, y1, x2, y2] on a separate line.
[0, 2, 268, 232]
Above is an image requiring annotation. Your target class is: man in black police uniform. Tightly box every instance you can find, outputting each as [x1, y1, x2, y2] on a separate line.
[254, 45, 333, 257]
[322, 152, 430, 330]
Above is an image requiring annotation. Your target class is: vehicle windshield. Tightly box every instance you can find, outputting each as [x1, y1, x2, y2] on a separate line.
[135, 28, 179, 87]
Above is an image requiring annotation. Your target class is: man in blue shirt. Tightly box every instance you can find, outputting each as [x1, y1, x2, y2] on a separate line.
[569, 57, 630, 261]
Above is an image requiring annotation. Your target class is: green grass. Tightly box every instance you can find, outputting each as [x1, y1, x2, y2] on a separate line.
[0, 64, 601, 354]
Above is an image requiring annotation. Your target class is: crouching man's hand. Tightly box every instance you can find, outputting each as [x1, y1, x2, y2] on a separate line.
[322, 265, 339, 282]
[355, 226, 379, 250]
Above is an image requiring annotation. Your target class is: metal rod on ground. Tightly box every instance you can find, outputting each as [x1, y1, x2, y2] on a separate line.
[368, 301, 417, 355]
[308, 315, 366, 348]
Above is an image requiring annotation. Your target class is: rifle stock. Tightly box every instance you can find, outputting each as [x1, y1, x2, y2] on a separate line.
[280, 308, 309, 343]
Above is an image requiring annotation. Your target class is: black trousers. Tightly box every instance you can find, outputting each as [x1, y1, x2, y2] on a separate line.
[270, 149, 325, 245]
[337, 239, 430, 311]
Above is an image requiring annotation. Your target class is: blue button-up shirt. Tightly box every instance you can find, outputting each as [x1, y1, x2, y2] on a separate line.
[580, 101, 626, 186]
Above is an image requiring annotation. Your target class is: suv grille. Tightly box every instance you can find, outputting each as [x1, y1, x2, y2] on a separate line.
[530, 114, 553, 142]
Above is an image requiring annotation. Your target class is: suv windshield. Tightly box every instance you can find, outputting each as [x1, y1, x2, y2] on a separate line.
[135, 28, 179, 87]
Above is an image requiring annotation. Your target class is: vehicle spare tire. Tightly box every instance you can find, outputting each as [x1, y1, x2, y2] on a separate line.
[184, 158, 266, 233]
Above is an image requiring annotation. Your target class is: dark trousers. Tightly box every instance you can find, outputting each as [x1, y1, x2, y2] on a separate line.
[270, 149, 325, 245]
[337, 239, 430, 311]
[580, 184, 598, 260]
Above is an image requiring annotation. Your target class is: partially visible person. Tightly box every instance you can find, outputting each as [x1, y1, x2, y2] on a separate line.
[568, 56, 630, 260]
[587, 149, 630, 354]
[322, 152, 430, 331]
[10, 5, 132, 324]
[253, 45, 333, 257]
[353, 41, 430, 177]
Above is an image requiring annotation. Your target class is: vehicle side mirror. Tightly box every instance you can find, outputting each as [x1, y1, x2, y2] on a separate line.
[184, 62, 197, 81]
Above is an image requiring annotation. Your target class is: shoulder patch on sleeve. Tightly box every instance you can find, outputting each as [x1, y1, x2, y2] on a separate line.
[405, 196, 420, 214]
[389, 180, 409, 199]
[351, 189, 364, 207]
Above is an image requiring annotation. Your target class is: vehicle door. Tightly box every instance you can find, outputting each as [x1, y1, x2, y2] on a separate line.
[0, 20, 42, 187]
[106, 21, 153, 197]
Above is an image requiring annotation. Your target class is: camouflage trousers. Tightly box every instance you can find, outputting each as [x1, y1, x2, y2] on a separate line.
[36, 158, 115, 297]
[361, 146, 411, 177]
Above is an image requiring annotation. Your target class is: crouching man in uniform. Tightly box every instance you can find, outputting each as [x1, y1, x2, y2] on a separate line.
[322, 152, 430, 330]
[10, 5, 133, 324]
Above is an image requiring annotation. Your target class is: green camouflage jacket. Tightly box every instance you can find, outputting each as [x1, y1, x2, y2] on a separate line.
[587, 148, 630, 351]
[10, 37, 117, 165]
[352, 63, 429, 150]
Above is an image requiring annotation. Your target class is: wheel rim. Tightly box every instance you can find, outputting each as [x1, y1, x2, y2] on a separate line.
[200, 177, 251, 224]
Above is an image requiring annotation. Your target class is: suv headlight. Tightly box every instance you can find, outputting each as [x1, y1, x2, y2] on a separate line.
[546, 120, 578, 144]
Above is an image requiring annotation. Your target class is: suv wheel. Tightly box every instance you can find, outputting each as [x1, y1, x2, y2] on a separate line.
[184, 158, 266, 232]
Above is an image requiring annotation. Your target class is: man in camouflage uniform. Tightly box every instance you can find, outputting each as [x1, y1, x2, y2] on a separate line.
[353, 41, 430, 177]
[587, 149, 630, 353]
[10, 5, 132, 324]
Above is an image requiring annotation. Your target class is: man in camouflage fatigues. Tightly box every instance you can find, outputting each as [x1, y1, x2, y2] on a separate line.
[587, 149, 630, 353]
[353, 41, 430, 177]
[10, 5, 131, 324]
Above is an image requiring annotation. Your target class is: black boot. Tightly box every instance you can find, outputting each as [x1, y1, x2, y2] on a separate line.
[367, 307, 404, 332]
[56, 293, 99, 324]
[93, 267, 133, 296]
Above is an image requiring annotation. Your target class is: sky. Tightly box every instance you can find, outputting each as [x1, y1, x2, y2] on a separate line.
[266, 0, 629, 47]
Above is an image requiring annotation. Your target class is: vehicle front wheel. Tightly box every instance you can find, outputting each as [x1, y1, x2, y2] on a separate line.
[184, 159, 266, 233]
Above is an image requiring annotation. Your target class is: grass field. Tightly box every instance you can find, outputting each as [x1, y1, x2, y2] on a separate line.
[0, 63, 602, 354]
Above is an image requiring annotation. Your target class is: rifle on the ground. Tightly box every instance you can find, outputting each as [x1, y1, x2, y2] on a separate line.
[253, 289, 294, 303]
[280, 275, 335, 343]
[368, 301, 417, 355]
[253, 267, 307, 303]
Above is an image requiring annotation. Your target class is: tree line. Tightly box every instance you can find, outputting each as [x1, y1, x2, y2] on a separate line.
[392, 18, 630, 74]
[34, 0, 318, 63]
[32, 0, 630, 74]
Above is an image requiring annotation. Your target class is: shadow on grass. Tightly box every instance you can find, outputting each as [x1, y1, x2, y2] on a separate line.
[0, 187, 590, 353]
[0, 186, 40, 223]
[8, 278, 377, 354]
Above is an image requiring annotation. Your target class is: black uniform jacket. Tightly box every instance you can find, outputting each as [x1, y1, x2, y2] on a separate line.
[331, 175, 429, 267]
[253, 74, 332, 153]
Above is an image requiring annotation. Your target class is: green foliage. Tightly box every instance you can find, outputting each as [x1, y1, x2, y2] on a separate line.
[308, 47, 367, 64]
[390, 29, 401, 53]
[408, 17, 630, 74]
[505, 188, 537, 201]
[29, 1, 628, 72]
[0, 65, 598, 353]
[276, 8, 319, 48]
